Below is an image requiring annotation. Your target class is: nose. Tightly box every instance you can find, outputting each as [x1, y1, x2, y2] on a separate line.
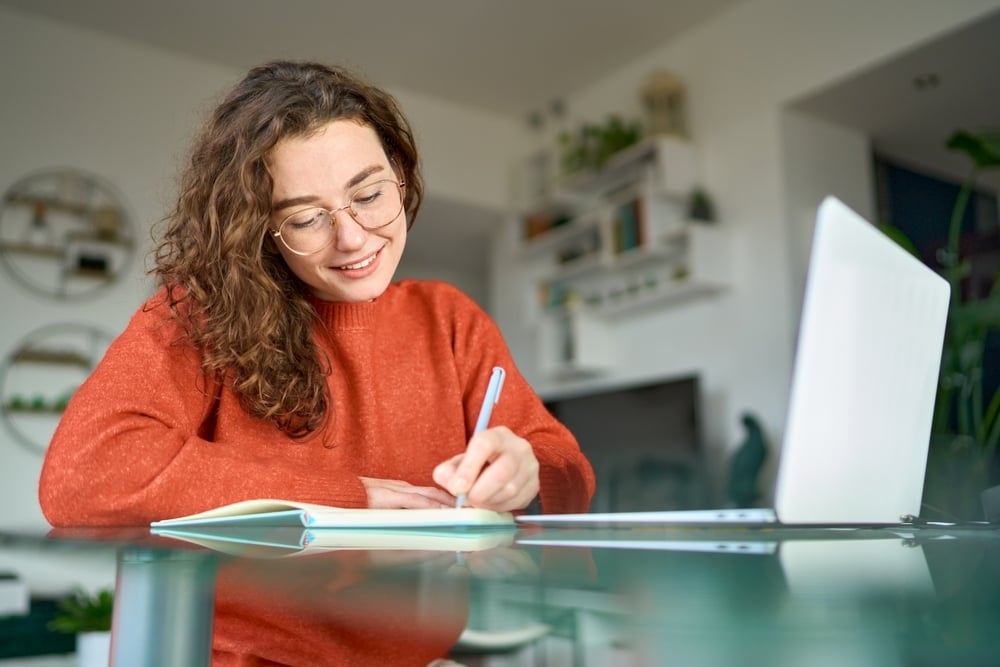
[330, 207, 367, 251]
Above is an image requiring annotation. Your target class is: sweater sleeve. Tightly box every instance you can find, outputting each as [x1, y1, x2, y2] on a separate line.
[495, 368, 597, 514]
[443, 285, 596, 514]
[38, 299, 368, 527]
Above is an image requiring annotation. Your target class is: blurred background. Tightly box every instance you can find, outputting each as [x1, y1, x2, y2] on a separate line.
[0, 0, 998, 533]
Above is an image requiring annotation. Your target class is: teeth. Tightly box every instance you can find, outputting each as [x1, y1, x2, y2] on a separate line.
[340, 253, 377, 270]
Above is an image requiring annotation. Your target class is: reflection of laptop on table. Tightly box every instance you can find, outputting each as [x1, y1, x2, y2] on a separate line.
[519, 196, 950, 528]
[516, 527, 936, 600]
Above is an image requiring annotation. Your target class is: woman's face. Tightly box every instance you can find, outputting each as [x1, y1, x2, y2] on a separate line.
[268, 119, 407, 303]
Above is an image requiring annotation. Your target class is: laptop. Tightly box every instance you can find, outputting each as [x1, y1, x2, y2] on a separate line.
[519, 195, 950, 527]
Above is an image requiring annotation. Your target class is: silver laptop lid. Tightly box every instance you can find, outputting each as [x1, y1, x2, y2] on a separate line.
[773, 196, 949, 524]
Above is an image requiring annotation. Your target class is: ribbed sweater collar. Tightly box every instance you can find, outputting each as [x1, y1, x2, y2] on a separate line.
[307, 287, 390, 331]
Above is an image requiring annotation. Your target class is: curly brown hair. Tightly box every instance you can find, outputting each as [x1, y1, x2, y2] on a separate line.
[152, 60, 423, 437]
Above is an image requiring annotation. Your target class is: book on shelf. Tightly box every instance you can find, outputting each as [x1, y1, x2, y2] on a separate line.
[151, 498, 515, 530]
[612, 197, 645, 255]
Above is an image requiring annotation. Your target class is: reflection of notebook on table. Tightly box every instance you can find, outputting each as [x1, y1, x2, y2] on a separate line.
[151, 525, 517, 559]
[519, 196, 950, 528]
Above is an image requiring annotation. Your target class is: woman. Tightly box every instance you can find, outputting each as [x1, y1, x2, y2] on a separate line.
[40, 59, 594, 521]
[39, 60, 595, 665]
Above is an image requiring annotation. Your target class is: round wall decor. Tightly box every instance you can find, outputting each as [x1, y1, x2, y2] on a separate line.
[0, 167, 135, 300]
[0, 323, 113, 456]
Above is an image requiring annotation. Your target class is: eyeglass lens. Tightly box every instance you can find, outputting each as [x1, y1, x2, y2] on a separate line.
[276, 180, 403, 254]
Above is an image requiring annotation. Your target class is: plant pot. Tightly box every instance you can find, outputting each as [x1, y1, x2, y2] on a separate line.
[982, 484, 1000, 523]
[77, 631, 111, 667]
[922, 434, 997, 522]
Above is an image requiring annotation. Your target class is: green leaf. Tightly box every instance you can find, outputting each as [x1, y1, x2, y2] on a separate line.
[47, 587, 114, 634]
[950, 297, 1000, 330]
[946, 130, 1000, 169]
[876, 224, 921, 258]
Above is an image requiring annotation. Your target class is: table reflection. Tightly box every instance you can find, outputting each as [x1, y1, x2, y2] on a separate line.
[21, 524, 1000, 666]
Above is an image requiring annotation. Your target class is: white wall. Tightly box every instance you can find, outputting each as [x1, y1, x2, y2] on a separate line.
[491, 0, 1000, 500]
[0, 7, 232, 532]
[780, 110, 876, 330]
[0, 5, 523, 533]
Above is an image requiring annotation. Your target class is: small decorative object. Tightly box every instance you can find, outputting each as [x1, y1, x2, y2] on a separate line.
[640, 69, 688, 138]
[27, 201, 56, 247]
[727, 412, 768, 507]
[49, 587, 114, 667]
[514, 148, 556, 210]
[90, 205, 125, 242]
[983, 483, 1000, 523]
[687, 187, 716, 223]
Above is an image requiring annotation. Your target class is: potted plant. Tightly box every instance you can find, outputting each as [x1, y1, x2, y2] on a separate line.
[49, 587, 113, 667]
[557, 115, 642, 178]
[881, 130, 1000, 520]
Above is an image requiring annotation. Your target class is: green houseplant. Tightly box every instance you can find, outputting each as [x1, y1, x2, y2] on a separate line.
[49, 587, 113, 667]
[48, 587, 113, 634]
[557, 115, 642, 178]
[882, 130, 1000, 520]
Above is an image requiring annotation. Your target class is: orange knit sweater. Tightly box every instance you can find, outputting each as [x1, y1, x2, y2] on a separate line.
[40, 279, 594, 524]
[39, 279, 594, 665]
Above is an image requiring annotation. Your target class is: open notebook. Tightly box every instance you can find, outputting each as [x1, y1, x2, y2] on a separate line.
[151, 498, 514, 529]
[150, 499, 516, 558]
[519, 196, 950, 527]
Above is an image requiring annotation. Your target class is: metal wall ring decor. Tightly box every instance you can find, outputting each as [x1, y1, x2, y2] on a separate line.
[0, 167, 136, 300]
[0, 322, 113, 456]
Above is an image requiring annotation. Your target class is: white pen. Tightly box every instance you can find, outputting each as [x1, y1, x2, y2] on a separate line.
[455, 366, 506, 509]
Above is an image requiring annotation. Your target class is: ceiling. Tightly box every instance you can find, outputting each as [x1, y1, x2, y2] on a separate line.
[791, 9, 1000, 189]
[2, 1, 997, 276]
[0, 0, 746, 121]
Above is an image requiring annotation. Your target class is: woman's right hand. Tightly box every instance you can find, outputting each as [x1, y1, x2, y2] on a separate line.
[360, 477, 456, 509]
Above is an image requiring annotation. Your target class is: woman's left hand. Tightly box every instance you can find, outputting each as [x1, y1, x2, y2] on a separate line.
[432, 426, 540, 513]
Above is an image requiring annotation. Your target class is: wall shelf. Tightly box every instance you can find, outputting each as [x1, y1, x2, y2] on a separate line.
[533, 220, 730, 316]
[0, 241, 63, 259]
[0, 167, 135, 300]
[512, 137, 728, 378]
[13, 348, 92, 367]
[0, 323, 112, 455]
[517, 136, 699, 218]
[4, 405, 65, 415]
[4, 191, 90, 216]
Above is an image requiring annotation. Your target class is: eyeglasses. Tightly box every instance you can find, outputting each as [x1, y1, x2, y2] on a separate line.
[271, 179, 405, 255]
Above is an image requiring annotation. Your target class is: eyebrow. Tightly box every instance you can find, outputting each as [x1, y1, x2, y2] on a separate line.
[271, 164, 387, 213]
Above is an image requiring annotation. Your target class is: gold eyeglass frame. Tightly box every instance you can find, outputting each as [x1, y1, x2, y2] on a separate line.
[271, 179, 406, 256]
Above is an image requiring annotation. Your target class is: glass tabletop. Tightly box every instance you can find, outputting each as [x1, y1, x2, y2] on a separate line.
[3, 523, 999, 666]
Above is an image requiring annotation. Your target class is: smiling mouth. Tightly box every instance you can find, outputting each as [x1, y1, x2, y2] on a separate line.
[336, 247, 381, 270]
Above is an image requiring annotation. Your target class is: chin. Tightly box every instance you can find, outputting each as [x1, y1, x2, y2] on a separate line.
[317, 278, 392, 303]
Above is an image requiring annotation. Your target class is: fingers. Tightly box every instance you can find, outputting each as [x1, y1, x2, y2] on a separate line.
[465, 454, 523, 506]
[445, 434, 495, 498]
[360, 477, 456, 509]
[439, 427, 540, 512]
[463, 548, 540, 579]
[432, 454, 462, 490]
